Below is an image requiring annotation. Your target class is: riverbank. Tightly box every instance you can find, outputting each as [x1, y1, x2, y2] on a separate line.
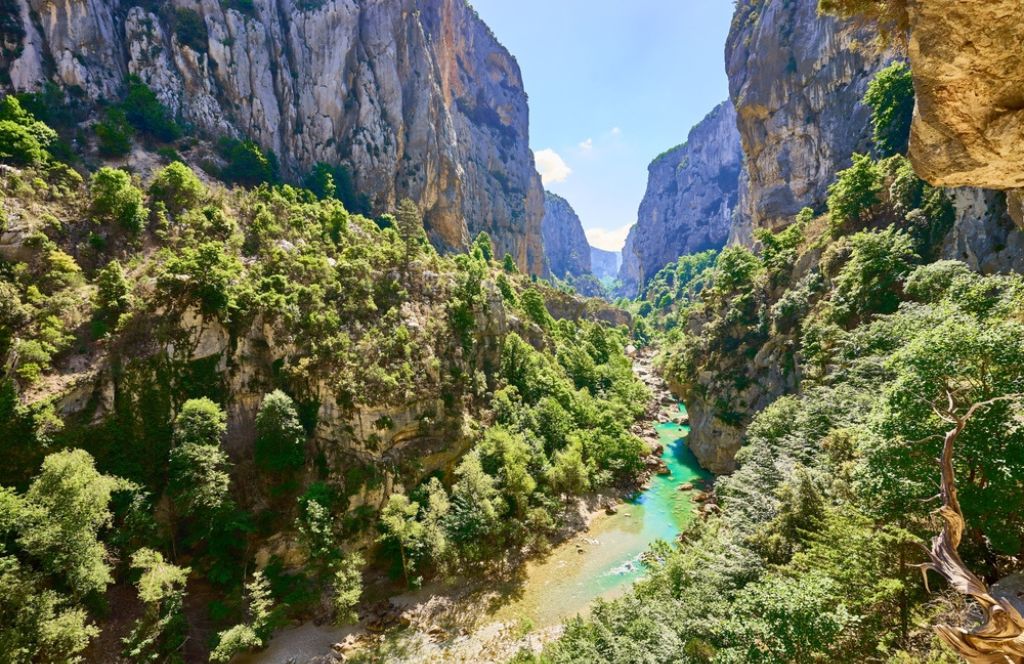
[243, 346, 709, 664]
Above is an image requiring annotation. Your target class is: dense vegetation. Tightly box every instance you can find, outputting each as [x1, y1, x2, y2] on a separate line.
[0, 85, 648, 661]
[529, 59, 1021, 664]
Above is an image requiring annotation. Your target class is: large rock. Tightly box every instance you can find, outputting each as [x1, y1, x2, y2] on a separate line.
[542, 191, 592, 279]
[906, 1, 1024, 192]
[617, 101, 741, 297]
[5, 0, 546, 274]
[726, 0, 894, 238]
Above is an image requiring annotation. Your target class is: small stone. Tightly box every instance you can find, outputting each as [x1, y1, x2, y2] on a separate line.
[679, 482, 694, 492]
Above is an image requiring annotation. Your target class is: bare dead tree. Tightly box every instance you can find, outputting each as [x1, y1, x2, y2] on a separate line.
[918, 391, 1024, 662]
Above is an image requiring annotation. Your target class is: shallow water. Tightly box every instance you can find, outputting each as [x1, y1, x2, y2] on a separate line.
[489, 405, 708, 627]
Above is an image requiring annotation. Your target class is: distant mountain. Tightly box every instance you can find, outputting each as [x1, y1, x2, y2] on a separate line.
[590, 247, 621, 282]
[542, 191, 592, 278]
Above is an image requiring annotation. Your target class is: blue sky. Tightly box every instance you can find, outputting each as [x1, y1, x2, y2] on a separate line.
[470, 1, 735, 251]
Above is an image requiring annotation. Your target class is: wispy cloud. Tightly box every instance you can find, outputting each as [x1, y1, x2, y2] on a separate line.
[534, 148, 572, 185]
[578, 137, 594, 152]
[585, 224, 632, 252]
[610, 127, 622, 136]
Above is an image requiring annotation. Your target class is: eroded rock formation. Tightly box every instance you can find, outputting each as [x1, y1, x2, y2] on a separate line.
[4, 0, 545, 272]
[726, 0, 893, 237]
[542, 191, 591, 279]
[617, 101, 742, 297]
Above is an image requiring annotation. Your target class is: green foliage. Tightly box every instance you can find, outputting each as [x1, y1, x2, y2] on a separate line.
[473, 231, 495, 262]
[254, 390, 306, 473]
[123, 76, 181, 142]
[89, 167, 149, 233]
[122, 548, 190, 663]
[827, 153, 883, 233]
[149, 161, 205, 215]
[864, 62, 915, 157]
[0, 96, 57, 165]
[94, 259, 132, 328]
[520, 288, 551, 327]
[301, 161, 371, 215]
[378, 493, 424, 585]
[830, 226, 916, 324]
[220, 138, 279, 187]
[94, 107, 134, 157]
[332, 552, 364, 625]
[502, 253, 518, 273]
[168, 399, 231, 525]
[210, 570, 274, 662]
[158, 241, 246, 321]
[171, 9, 209, 53]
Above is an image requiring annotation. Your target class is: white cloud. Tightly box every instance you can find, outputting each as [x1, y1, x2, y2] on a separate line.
[534, 148, 572, 185]
[578, 138, 594, 152]
[585, 224, 632, 252]
[610, 127, 622, 136]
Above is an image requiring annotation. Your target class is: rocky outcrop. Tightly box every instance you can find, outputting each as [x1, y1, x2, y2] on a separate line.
[905, 1, 1024, 193]
[5, 0, 545, 273]
[590, 247, 620, 282]
[542, 191, 591, 278]
[617, 101, 742, 297]
[726, 0, 894, 237]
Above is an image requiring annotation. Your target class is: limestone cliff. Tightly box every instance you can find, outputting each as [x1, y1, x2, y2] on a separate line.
[541, 191, 591, 279]
[617, 101, 741, 297]
[726, 0, 893, 238]
[590, 247, 620, 282]
[902, 0, 1024, 225]
[4, 0, 546, 273]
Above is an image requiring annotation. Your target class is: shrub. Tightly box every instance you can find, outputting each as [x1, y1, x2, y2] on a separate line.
[172, 8, 208, 53]
[520, 288, 550, 327]
[123, 76, 181, 142]
[254, 390, 306, 472]
[864, 62, 915, 157]
[94, 107, 133, 157]
[90, 167, 149, 233]
[827, 153, 882, 234]
[0, 96, 56, 165]
[149, 161, 205, 214]
[221, 138, 279, 187]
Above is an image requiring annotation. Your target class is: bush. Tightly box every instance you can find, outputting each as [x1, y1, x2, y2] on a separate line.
[254, 390, 306, 472]
[172, 8, 208, 53]
[123, 76, 181, 142]
[864, 62, 915, 157]
[149, 161, 205, 214]
[827, 154, 882, 233]
[89, 168, 148, 233]
[94, 107, 133, 157]
[301, 161, 371, 214]
[0, 96, 56, 165]
[221, 139, 279, 187]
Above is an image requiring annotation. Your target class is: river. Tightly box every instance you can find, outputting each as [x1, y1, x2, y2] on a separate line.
[244, 355, 709, 663]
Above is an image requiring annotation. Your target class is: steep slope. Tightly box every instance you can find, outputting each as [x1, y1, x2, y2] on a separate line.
[617, 101, 742, 297]
[541, 191, 591, 278]
[3, 0, 546, 273]
[726, 0, 893, 239]
[590, 247, 620, 282]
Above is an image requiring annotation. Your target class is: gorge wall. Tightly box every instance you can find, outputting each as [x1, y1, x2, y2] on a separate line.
[617, 100, 742, 297]
[726, 0, 892, 241]
[590, 247, 620, 282]
[541, 191, 591, 279]
[2, 0, 546, 273]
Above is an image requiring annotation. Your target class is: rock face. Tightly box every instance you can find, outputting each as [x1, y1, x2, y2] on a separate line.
[905, 1, 1024, 192]
[590, 247, 620, 282]
[726, 0, 893, 238]
[4, 0, 545, 273]
[542, 191, 592, 278]
[617, 101, 742, 297]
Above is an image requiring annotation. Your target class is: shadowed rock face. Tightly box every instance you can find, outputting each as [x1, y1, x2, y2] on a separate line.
[4, 0, 545, 274]
[542, 191, 592, 279]
[618, 101, 742, 297]
[726, 0, 893, 239]
[589, 247, 620, 282]
[906, 1, 1024, 194]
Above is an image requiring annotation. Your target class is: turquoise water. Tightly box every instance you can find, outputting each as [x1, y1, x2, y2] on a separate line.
[491, 404, 710, 626]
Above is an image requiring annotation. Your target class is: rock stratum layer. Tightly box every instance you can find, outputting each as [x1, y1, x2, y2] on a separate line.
[541, 191, 591, 278]
[905, 1, 1024, 194]
[618, 101, 742, 297]
[3, 0, 545, 273]
[726, 0, 893, 239]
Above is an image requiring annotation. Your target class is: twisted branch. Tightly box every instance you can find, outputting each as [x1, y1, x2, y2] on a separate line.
[919, 393, 1024, 663]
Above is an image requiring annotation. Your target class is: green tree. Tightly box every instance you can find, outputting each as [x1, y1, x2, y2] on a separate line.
[502, 252, 518, 273]
[122, 548, 190, 663]
[332, 552, 364, 625]
[827, 154, 883, 233]
[0, 96, 56, 165]
[254, 390, 306, 473]
[123, 76, 181, 142]
[395, 198, 425, 268]
[94, 259, 132, 326]
[168, 399, 231, 526]
[18, 449, 122, 598]
[221, 139, 279, 187]
[472, 231, 495, 262]
[90, 167, 149, 233]
[864, 62, 915, 157]
[149, 161, 205, 215]
[378, 494, 423, 585]
[210, 570, 274, 662]
[94, 107, 134, 157]
[520, 288, 551, 327]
